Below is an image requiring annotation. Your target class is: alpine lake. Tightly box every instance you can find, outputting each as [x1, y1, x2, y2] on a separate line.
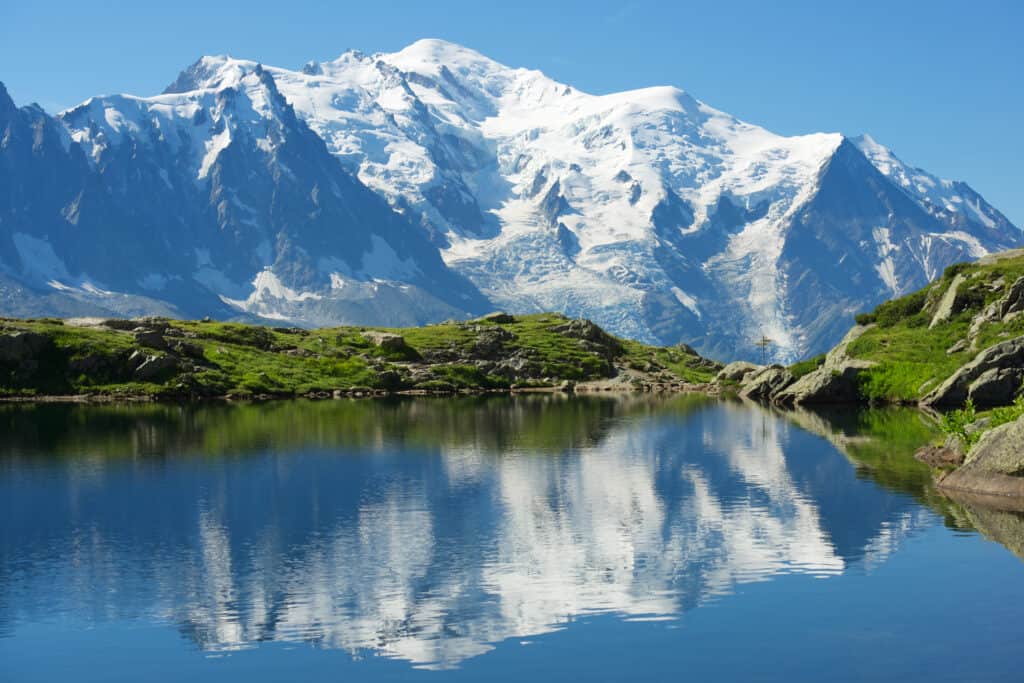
[2, 395, 1023, 682]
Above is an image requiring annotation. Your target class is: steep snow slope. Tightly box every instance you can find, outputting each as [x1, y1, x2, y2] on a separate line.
[0, 67, 488, 325]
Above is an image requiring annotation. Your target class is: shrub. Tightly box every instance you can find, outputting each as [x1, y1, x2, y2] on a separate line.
[873, 289, 929, 328]
[940, 399, 979, 449]
[989, 395, 1024, 430]
[855, 312, 876, 326]
[943, 261, 971, 280]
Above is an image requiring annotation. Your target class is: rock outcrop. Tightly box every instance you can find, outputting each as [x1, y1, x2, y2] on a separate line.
[716, 361, 761, 383]
[738, 366, 795, 401]
[923, 336, 1024, 406]
[361, 331, 409, 352]
[773, 325, 875, 405]
[937, 415, 1024, 499]
[967, 276, 1024, 344]
[929, 273, 966, 328]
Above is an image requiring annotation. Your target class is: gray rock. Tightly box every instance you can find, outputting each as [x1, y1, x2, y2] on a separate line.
[361, 331, 408, 352]
[930, 273, 966, 328]
[968, 368, 1023, 407]
[968, 276, 1024, 342]
[775, 363, 864, 405]
[939, 415, 1024, 499]
[923, 336, 1024, 406]
[774, 324, 875, 404]
[946, 339, 969, 355]
[550, 319, 622, 357]
[172, 341, 205, 359]
[471, 326, 515, 358]
[133, 328, 168, 350]
[133, 353, 178, 382]
[0, 332, 50, 363]
[739, 366, 795, 401]
[716, 361, 761, 383]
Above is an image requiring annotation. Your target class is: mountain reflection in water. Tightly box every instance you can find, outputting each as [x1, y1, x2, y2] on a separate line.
[0, 396, 1001, 670]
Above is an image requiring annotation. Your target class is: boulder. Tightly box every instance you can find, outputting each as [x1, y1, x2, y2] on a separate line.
[775, 363, 864, 405]
[716, 361, 761, 383]
[0, 331, 50, 363]
[470, 325, 515, 358]
[939, 415, 1024, 499]
[172, 341, 205, 359]
[968, 368, 1023, 407]
[476, 312, 515, 324]
[739, 366, 795, 402]
[550, 319, 623, 357]
[133, 328, 168, 350]
[133, 353, 178, 382]
[923, 336, 1024, 406]
[361, 331, 408, 352]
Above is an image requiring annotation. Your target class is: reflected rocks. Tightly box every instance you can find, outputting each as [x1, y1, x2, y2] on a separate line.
[0, 397, 993, 669]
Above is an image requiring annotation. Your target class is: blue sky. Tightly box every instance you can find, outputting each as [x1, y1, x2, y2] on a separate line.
[3, 0, 1022, 225]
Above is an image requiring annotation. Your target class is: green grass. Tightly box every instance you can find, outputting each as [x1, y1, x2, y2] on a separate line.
[789, 353, 826, 379]
[844, 252, 1024, 404]
[0, 312, 719, 399]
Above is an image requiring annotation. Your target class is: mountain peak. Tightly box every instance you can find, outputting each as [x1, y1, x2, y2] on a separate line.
[0, 81, 15, 117]
[386, 38, 504, 75]
[162, 55, 255, 94]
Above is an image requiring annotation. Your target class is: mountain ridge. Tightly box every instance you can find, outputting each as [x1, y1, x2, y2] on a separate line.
[1, 39, 1019, 361]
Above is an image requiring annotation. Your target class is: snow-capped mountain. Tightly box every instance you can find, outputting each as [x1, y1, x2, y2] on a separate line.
[1, 40, 1019, 360]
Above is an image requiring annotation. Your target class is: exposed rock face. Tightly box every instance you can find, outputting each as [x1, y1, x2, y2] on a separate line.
[923, 336, 1024, 407]
[938, 415, 1024, 499]
[132, 353, 179, 382]
[0, 332, 51, 363]
[716, 361, 761, 383]
[776, 364, 865, 405]
[774, 324, 875, 405]
[739, 366, 795, 401]
[133, 328, 169, 350]
[930, 274, 966, 328]
[550, 319, 623, 358]
[969, 276, 1024, 340]
[968, 368, 1024, 406]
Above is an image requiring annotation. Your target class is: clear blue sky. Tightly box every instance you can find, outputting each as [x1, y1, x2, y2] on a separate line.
[3, 0, 1021, 225]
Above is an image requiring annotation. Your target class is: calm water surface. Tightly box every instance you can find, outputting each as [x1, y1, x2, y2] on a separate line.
[1, 396, 1023, 682]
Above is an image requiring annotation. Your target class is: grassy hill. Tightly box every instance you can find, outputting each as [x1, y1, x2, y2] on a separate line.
[823, 250, 1024, 404]
[0, 312, 719, 400]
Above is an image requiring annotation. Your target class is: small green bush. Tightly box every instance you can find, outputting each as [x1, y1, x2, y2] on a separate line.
[989, 395, 1024, 430]
[873, 289, 928, 328]
[940, 399, 979, 449]
[855, 312, 876, 326]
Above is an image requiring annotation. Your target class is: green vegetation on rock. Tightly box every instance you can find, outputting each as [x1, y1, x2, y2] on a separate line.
[0, 313, 720, 400]
[846, 251, 1024, 403]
